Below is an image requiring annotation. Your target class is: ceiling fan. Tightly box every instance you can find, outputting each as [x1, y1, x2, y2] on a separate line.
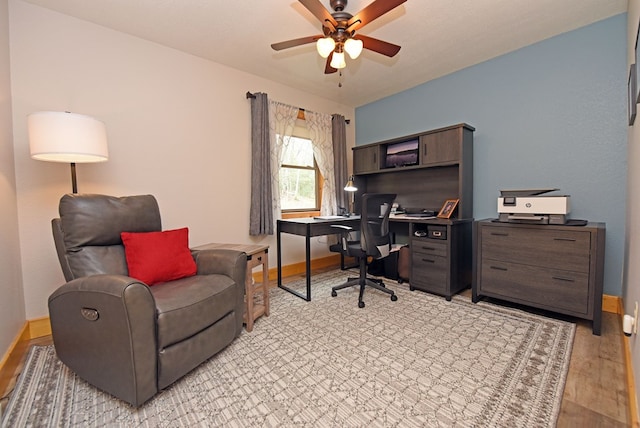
[271, 0, 407, 74]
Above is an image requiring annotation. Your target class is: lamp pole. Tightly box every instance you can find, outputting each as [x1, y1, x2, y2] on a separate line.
[70, 162, 78, 193]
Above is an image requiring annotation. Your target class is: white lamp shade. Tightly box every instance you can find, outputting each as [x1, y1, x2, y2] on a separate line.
[316, 37, 336, 58]
[28, 111, 108, 163]
[344, 38, 364, 59]
[330, 51, 346, 69]
[344, 177, 357, 192]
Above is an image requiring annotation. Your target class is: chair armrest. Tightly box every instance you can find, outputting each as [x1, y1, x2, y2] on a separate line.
[192, 249, 247, 335]
[48, 274, 158, 407]
[192, 249, 247, 287]
[331, 225, 354, 233]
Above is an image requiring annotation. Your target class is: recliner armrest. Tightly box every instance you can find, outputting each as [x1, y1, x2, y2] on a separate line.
[48, 274, 158, 407]
[191, 249, 247, 335]
[191, 249, 247, 287]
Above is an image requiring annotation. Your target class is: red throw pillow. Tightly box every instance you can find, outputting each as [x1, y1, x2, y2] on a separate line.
[121, 227, 197, 285]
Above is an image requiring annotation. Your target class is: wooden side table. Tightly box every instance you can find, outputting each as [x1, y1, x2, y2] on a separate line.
[192, 243, 270, 332]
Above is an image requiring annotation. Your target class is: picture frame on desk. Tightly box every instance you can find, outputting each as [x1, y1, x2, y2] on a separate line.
[437, 199, 459, 219]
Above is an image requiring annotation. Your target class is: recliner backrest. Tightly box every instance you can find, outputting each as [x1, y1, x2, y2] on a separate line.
[52, 193, 162, 281]
[360, 193, 396, 259]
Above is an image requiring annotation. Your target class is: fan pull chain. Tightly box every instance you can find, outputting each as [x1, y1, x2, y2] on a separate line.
[338, 70, 343, 88]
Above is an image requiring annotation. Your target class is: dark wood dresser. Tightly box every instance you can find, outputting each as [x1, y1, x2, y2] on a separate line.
[473, 219, 606, 335]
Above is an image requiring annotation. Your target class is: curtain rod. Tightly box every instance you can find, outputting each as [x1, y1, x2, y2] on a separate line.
[246, 91, 350, 124]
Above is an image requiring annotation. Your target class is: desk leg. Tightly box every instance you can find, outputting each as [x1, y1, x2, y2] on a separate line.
[277, 227, 312, 302]
[305, 231, 311, 301]
[277, 222, 282, 287]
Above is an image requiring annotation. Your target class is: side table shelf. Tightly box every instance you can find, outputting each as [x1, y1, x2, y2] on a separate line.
[192, 243, 270, 332]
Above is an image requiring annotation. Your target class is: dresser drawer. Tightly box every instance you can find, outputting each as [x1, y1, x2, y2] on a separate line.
[412, 238, 447, 258]
[480, 226, 591, 272]
[479, 261, 590, 315]
[411, 252, 447, 293]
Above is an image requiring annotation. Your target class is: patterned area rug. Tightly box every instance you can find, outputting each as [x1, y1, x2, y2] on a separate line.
[2, 270, 575, 427]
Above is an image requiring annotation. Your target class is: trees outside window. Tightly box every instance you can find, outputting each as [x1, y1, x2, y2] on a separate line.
[279, 136, 320, 211]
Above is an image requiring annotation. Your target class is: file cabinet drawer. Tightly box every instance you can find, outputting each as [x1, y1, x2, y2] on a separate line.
[480, 261, 589, 315]
[411, 253, 447, 294]
[480, 226, 590, 272]
[412, 239, 447, 258]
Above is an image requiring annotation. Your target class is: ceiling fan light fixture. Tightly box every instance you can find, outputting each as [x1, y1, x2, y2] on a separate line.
[344, 38, 363, 59]
[330, 51, 346, 69]
[316, 37, 336, 58]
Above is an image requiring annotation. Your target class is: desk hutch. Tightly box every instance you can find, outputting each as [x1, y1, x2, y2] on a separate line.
[353, 123, 475, 300]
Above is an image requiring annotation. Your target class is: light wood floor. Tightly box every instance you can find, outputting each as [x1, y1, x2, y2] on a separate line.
[0, 268, 631, 426]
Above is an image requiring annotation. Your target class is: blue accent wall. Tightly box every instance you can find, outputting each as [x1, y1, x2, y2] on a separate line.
[356, 14, 627, 296]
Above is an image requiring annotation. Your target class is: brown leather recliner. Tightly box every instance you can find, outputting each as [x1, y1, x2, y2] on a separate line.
[48, 193, 246, 407]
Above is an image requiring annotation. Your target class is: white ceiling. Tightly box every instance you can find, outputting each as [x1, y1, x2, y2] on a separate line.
[22, 0, 628, 107]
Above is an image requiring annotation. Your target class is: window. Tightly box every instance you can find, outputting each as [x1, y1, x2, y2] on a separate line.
[280, 136, 321, 212]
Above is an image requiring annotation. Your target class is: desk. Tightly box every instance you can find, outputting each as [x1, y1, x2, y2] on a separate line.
[277, 216, 473, 302]
[277, 216, 359, 301]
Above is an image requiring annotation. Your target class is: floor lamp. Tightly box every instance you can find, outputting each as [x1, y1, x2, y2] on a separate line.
[344, 175, 358, 215]
[28, 111, 109, 193]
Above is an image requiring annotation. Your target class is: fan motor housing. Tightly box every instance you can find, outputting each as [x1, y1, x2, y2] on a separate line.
[330, 0, 348, 12]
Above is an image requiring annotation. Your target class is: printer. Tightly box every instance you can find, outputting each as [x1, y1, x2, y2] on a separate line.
[497, 188, 570, 225]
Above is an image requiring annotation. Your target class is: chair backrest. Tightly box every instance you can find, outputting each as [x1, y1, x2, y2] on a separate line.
[360, 193, 396, 259]
[52, 193, 162, 281]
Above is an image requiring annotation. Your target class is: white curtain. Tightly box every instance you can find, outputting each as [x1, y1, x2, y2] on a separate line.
[268, 100, 299, 218]
[306, 111, 337, 216]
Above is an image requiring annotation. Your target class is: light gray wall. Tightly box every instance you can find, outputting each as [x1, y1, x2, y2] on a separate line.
[356, 14, 627, 296]
[0, 0, 27, 360]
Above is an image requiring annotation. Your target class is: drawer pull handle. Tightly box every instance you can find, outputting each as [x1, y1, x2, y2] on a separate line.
[553, 238, 576, 242]
[490, 232, 509, 236]
[421, 246, 436, 251]
[490, 266, 508, 271]
[552, 276, 575, 282]
[421, 258, 435, 263]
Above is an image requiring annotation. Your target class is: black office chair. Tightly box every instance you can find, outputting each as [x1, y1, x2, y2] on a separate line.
[329, 230, 360, 270]
[331, 193, 398, 308]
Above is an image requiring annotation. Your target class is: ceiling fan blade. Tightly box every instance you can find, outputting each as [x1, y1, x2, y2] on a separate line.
[325, 53, 338, 74]
[355, 34, 401, 57]
[299, 0, 338, 30]
[347, 0, 407, 32]
[271, 35, 322, 51]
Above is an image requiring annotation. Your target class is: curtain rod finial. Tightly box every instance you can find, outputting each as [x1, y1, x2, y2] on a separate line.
[246, 91, 256, 99]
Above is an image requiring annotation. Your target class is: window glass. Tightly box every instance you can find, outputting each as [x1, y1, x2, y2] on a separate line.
[280, 136, 319, 211]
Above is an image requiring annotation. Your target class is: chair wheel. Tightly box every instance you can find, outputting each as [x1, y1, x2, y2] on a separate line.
[391, 295, 398, 301]
[358, 301, 365, 308]
[331, 290, 337, 297]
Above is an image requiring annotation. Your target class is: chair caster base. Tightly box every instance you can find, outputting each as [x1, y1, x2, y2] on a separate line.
[331, 290, 337, 297]
[358, 301, 365, 308]
[391, 295, 398, 301]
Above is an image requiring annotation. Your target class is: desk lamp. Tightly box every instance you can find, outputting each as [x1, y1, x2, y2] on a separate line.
[344, 175, 357, 215]
[28, 111, 109, 193]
